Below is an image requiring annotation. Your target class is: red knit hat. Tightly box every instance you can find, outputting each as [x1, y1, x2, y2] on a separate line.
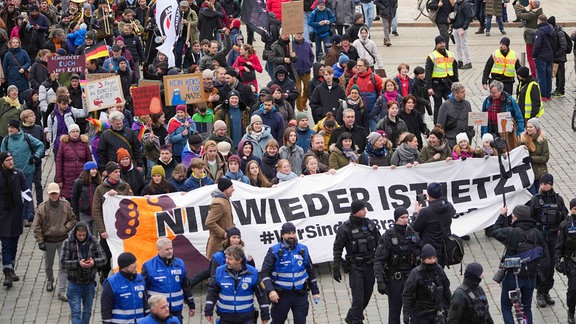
[117, 148, 131, 162]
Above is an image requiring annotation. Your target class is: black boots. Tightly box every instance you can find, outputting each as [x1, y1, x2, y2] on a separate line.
[9, 268, 19, 282]
[3, 268, 12, 288]
[568, 311, 575, 324]
[537, 293, 555, 307]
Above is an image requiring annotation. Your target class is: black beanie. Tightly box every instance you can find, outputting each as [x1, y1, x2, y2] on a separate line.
[218, 177, 233, 192]
[117, 252, 137, 269]
[281, 222, 296, 235]
[421, 244, 436, 259]
[464, 262, 483, 284]
[226, 226, 241, 238]
[570, 198, 576, 210]
[351, 200, 366, 214]
[435, 35, 445, 45]
[0, 152, 11, 164]
[8, 119, 20, 130]
[394, 207, 409, 221]
[427, 182, 443, 199]
[500, 37, 511, 48]
[105, 161, 120, 175]
[517, 66, 530, 79]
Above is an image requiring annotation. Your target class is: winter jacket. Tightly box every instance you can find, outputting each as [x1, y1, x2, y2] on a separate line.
[38, 78, 58, 113]
[480, 91, 524, 136]
[140, 182, 177, 195]
[295, 127, 316, 153]
[393, 75, 414, 98]
[253, 105, 285, 143]
[47, 103, 89, 152]
[399, 108, 428, 149]
[338, 96, 369, 131]
[451, 0, 473, 30]
[142, 124, 168, 162]
[182, 171, 215, 192]
[413, 198, 456, 258]
[55, 134, 92, 199]
[3, 47, 31, 91]
[266, 0, 291, 22]
[214, 101, 251, 146]
[310, 80, 347, 122]
[533, 22, 556, 63]
[391, 143, 420, 166]
[552, 24, 568, 63]
[334, 0, 355, 25]
[376, 116, 408, 148]
[97, 127, 144, 170]
[122, 33, 144, 62]
[1, 130, 45, 176]
[167, 116, 197, 158]
[375, 0, 398, 19]
[61, 221, 107, 283]
[92, 177, 133, 234]
[418, 138, 453, 164]
[308, 7, 335, 38]
[370, 92, 403, 125]
[220, 78, 257, 108]
[223, 170, 250, 184]
[328, 144, 351, 169]
[352, 34, 383, 68]
[518, 131, 549, 180]
[203, 152, 227, 183]
[437, 94, 475, 148]
[0, 100, 21, 138]
[29, 59, 49, 91]
[346, 67, 384, 115]
[261, 152, 280, 180]
[266, 66, 300, 107]
[328, 124, 368, 153]
[410, 78, 433, 116]
[514, 4, 542, 45]
[0, 167, 27, 237]
[359, 143, 392, 167]
[484, 0, 501, 17]
[205, 190, 234, 258]
[267, 38, 298, 80]
[198, 5, 224, 41]
[292, 39, 315, 76]
[427, 0, 454, 24]
[120, 166, 145, 196]
[279, 144, 305, 176]
[232, 54, 263, 89]
[72, 177, 100, 216]
[33, 199, 77, 243]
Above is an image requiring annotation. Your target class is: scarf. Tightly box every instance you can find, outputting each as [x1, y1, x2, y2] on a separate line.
[487, 97, 501, 125]
[347, 97, 361, 107]
[4, 96, 21, 108]
[276, 171, 298, 182]
[342, 147, 359, 162]
[364, 142, 386, 157]
[396, 143, 419, 164]
[481, 146, 494, 156]
[430, 139, 448, 153]
[250, 129, 264, 142]
[384, 90, 398, 103]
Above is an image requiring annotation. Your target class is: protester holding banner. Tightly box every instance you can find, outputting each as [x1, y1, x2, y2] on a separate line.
[359, 131, 393, 167]
[92, 161, 133, 283]
[333, 200, 380, 324]
[437, 82, 475, 148]
[205, 177, 235, 259]
[518, 117, 549, 195]
[329, 131, 359, 170]
[418, 125, 453, 164]
[141, 238, 195, 322]
[261, 222, 320, 324]
[246, 160, 271, 188]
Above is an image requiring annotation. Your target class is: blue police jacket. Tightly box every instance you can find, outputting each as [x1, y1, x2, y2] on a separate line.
[137, 313, 181, 323]
[142, 255, 187, 312]
[107, 272, 146, 323]
[214, 264, 259, 315]
[269, 242, 310, 291]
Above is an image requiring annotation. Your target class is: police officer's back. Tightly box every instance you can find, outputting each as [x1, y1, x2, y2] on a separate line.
[413, 182, 456, 267]
[403, 244, 451, 323]
[554, 198, 576, 324]
[447, 262, 494, 324]
[374, 207, 421, 324]
[333, 200, 381, 324]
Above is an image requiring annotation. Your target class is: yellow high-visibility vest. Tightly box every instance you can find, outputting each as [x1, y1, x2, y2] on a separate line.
[428, 50, 455, 78]
[491, 50, 517, 78]
[524, 80, 544, 118]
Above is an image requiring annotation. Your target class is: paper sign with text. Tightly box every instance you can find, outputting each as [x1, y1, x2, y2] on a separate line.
[281, 1, 304, 34]
[468, 112, 488, 127]
[86, 73, 116, 81]
[163, 74, 204, 106]
[47, 55, 86, 74]
[85, 76, 125, 112]
[131, 84, 162, 116]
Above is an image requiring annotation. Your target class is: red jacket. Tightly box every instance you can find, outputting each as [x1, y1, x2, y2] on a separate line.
[346, 68, 384, 95]
[266, 0, 291, 22]
[232, 54, 263, 90]
[55, 134, 93, 199]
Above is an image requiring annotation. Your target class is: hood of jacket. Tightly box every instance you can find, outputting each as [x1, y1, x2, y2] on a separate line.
[211, 189, 229, 199]
[274, 65, 288, 78]
[428, 198, 456, 215]
[69, 220, 93, 241]
[537, 22, 556, 38]
[312, 62, 324, 78]
[60, 133, 89, 143]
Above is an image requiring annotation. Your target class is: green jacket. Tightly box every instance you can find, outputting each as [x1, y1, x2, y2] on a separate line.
[520, 132, 549, 180]
[0, 99, 21, 138]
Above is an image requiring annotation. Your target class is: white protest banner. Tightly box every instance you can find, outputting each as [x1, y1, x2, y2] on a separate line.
[103, 147, 534, 273]
[85, 76, 125, 112]
[155, 0, 180, 68]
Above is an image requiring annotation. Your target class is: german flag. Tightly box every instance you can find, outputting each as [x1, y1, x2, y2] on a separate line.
[85, 41, 109, 61]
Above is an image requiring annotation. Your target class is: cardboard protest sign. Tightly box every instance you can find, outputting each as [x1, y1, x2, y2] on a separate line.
[497, 112, 514, 133]
[86, 73, 116, 81]
[47, 55, 86, 74]
[468, 112, 488, 127]
[163, 74, 204, 106]
[85, 76, 125, 112]
[131, 84, 162, 116]
[281, 2, 304, 34]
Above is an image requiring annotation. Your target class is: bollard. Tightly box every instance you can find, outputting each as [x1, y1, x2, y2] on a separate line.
[520, 52, 526, 67]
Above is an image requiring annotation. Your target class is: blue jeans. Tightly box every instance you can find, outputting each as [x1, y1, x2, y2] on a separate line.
[501, 273, 536, 324]
[535, 60, 552, 98]
[1, 236, 19, 268]
[67, 281, 96, 324]
[392, 13, 398, 32]
[362, 2, 375, 28]
[314, 34, 331, 60]
[174, 37, 186, 69]
[24, 173, 34, 222]
[485, 15, 504, 32]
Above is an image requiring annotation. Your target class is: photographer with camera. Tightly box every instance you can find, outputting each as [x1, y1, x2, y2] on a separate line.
[528, 173, 568, 308]
[554, 198, 576, 324]
[491, 204, 548, 324]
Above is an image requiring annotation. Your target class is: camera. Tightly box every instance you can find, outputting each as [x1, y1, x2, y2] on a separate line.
[504, 257, 521, 269]
[416, 194, 427, 207]
[493, 268, 505, 283]
[490, 137, 507, 151]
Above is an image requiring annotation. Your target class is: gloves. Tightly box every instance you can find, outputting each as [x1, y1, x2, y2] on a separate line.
[377, 281, 388, 295]
[461, 156, 467, 161]
[522, 156, 532, 164]
[332, 267, 342, 282]
[556, 260, 568, 275]
[38, 242, 47, 251]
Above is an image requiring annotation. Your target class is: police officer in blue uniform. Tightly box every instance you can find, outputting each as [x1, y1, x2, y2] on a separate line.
[141, 238, 195, 322]
[374, 207, 421, 324]
[101, 252, 147, 324]
[333, 200, 381, 324]
[209, 227, 255, 278]
[528, 173, 568, 307]
[554, 198, 576, 324]
[138, 295, 181, 324]
[205, 245, 270, 324]
[261, 222, 321, 324]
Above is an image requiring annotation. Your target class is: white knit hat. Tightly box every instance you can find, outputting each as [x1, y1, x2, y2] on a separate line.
[481, 133, 494, 143]
[456, 132, 469, 145]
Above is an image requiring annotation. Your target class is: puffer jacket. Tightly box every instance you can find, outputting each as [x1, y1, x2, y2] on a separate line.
[0, 100, 21, 138]
[46, 103, 89, 152]
[33, 199, 77, 243]
[328, 144, 351, 170]
[55, 134, 92, 199]
[519, 131, 549, 180]
[38, 78, 58, 113]
[279, 144, 305, 176]
[72, 177, 100, 216]
[1, 130, 45, 176]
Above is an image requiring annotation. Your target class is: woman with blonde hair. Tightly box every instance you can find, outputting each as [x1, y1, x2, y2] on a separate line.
[518, 118, 548, 194]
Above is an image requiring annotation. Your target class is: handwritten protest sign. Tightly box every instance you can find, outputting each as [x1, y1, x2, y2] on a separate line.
[85, 76, 125, 112]
[131, 84, 162, 116]
[86, 73, 116, 81]
[282, 2, 304, 34]
[163, 74, 204, 106]
[468, 112, 488, 127]
[47, 55, 86, 74]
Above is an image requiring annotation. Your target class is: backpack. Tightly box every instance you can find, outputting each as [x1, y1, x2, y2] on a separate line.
[513, 227, 544, 278]
[352, 73, 380, 97]
[460, 284, 490, 322]
[443, 234, 465, 267]
[564, 30, 573, 54]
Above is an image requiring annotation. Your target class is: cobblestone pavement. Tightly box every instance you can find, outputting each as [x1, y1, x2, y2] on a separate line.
[2, 1, 576, 323]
